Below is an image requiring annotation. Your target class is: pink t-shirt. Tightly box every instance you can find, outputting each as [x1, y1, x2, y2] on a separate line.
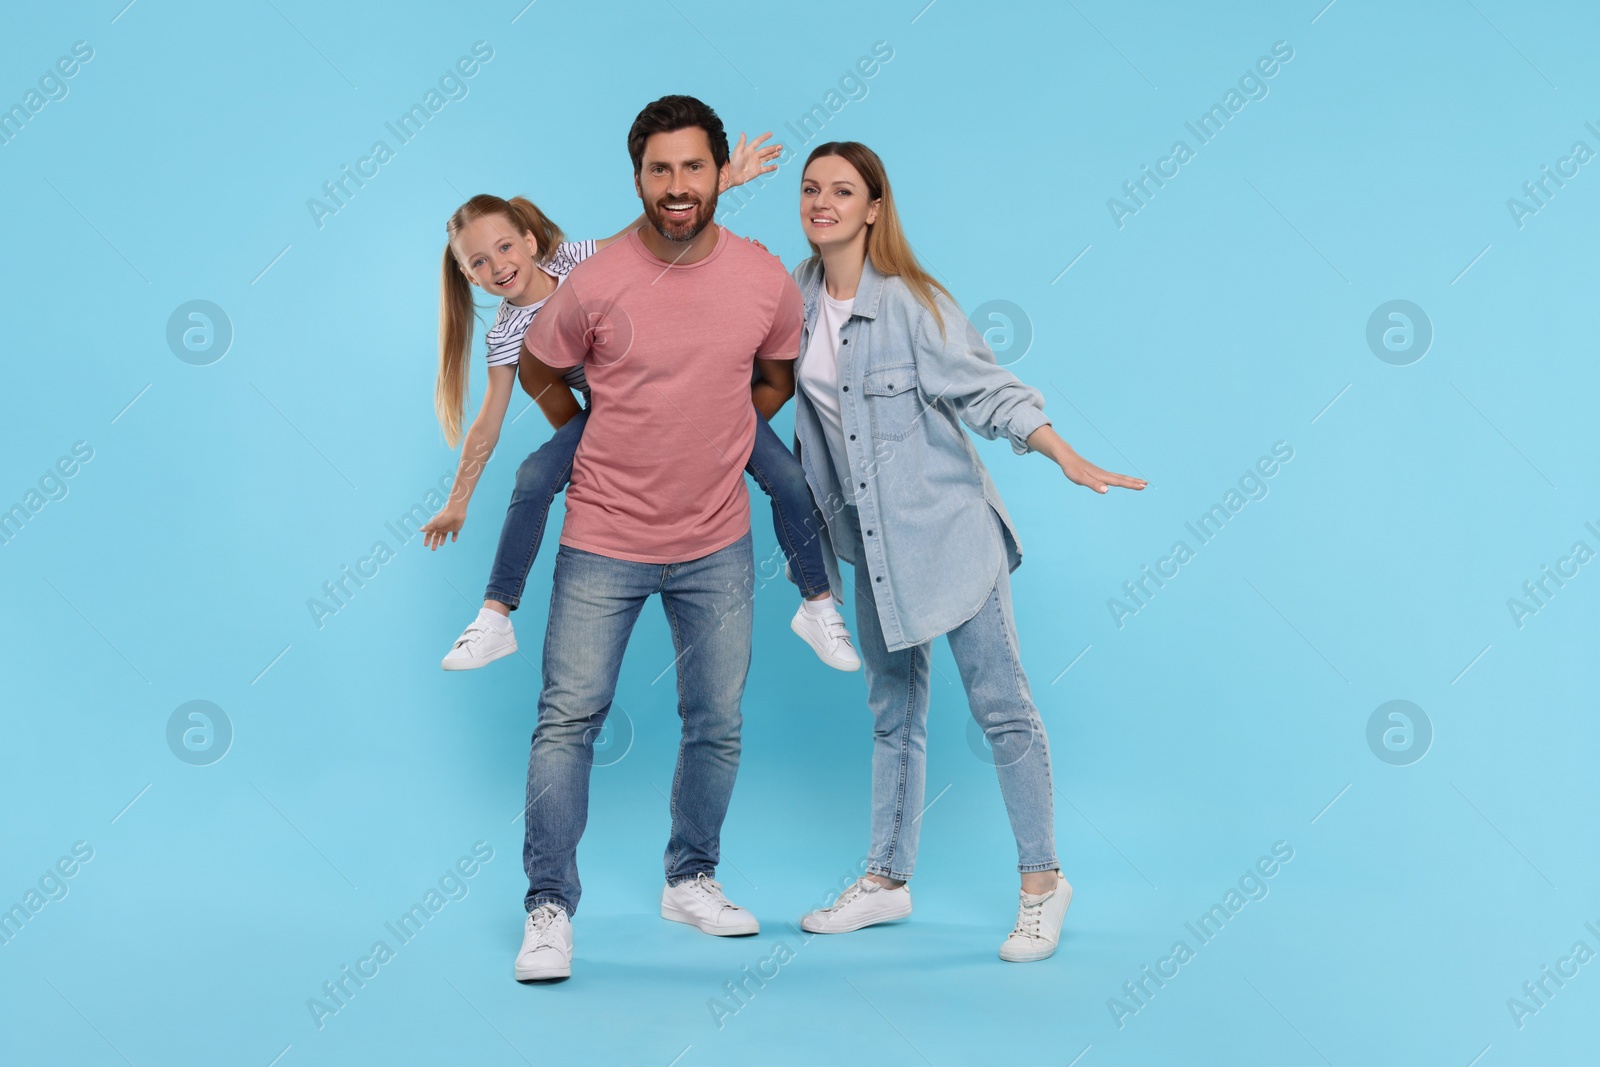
[525, 226, 803, 563]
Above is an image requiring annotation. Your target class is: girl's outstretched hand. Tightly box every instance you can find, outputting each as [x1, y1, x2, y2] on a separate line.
[421, 506, 466, 550]
[724, 131, 783, 190]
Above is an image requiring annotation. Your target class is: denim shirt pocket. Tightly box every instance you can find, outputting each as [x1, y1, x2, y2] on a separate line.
[862, 362, 922, 441]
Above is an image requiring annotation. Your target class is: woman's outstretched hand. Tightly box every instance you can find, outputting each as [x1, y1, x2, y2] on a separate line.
[1027, 425, 1147, 495]
[724, 131, 783, 190]
[1059, 453, 1146, 494]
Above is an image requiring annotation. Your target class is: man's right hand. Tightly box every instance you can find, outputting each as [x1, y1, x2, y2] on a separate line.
[421, 506, 466, 550]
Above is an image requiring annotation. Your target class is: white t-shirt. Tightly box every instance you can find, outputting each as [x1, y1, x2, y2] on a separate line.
[483, 239, 596, 400]
[798, 287, 855, 492]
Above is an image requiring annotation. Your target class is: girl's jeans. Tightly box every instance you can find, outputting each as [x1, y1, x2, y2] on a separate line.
[484, 409, 831, 608]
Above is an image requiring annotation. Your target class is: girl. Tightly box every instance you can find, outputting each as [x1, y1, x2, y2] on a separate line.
[786, 142, 1146, 960]
[420, 135, 860, 673]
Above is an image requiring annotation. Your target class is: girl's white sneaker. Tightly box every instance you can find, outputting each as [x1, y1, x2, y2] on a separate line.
[441, 615, 517, 670]
[800, 876, 912, 933]
[999, 872, 1072, 962]
[790, 602, 862, 671]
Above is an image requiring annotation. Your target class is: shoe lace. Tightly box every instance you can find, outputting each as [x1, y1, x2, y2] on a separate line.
[1010, 893, 1047, 941]
[824, 877, 874, 913]
[526, 904, 562, 948]
[685, 872, 735, 912]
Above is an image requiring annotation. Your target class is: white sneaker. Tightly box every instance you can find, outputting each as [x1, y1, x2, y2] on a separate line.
[800, 876, 912, 933]
[514, 903, 572, 980]
[661, 872, 760, 936]
[790, 602, 861, 671]
[441, 615, 516, 671]
[999, 873, 1072, 962]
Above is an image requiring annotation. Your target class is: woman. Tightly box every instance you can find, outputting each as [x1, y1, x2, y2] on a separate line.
[789, 142, 1145, 961]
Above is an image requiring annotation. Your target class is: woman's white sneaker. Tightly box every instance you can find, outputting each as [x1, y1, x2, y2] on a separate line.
[661, 872, 760, 936]
[999, 872, 1072, 962]
[441, 611, 517, 670]
[790, 602, 861, 671]
[800, 876, 912, 933]
[514, 903, 572, 980]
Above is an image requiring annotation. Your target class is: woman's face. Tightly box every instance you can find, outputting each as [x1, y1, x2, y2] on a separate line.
[800, 155, 878, 250]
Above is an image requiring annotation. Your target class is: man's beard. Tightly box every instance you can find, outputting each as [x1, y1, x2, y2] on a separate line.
[644, 193, 718, 243]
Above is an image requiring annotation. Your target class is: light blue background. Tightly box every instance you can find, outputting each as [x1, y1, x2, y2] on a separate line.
[2, 1, 1596, 1064]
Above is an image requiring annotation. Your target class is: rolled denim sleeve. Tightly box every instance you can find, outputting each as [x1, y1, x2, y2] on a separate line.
[912, 293, 1051, 454]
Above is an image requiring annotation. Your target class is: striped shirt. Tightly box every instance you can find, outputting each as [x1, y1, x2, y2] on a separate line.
[483, 239, 596, 400]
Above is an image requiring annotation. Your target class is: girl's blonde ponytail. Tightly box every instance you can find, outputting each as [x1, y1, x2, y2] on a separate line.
[436, 244, 476, 448]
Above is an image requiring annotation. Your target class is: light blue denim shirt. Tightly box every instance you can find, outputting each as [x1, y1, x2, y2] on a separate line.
[790, 255, 1052, 652]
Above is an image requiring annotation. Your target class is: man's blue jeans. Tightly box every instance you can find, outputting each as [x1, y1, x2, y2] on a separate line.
[522, 532, 754, 916]
[486, 410, 829, 609]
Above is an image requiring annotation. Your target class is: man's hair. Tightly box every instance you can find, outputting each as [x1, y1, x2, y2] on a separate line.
[627, 95, 729, 176]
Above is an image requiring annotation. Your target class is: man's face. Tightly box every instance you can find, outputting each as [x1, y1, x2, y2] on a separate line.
[635, 127, 725, 243]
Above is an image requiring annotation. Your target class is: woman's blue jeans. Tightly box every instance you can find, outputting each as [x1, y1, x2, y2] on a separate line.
[484, 409, 830, 608]
[838, 504, 1059, 879]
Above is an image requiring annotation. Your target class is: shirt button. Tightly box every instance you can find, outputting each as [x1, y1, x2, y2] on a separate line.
[842, 339, 849, 345]
[848, 434, 856, 441]
[858, 482, 866, 489]
[866, 529, 873, 536]
[842, 385, 849, 392]
[875, 576, 883, 583]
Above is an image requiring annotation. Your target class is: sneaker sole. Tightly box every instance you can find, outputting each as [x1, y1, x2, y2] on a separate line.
[514, 960, 570, 981]
[661, 903, 760, 936]
[441, 641, 517, 671]
[999, 946, 1054, 962]
[800, 900, 912, 934]
[789, 616, 862, 673]
[998, 881, 1073, 962]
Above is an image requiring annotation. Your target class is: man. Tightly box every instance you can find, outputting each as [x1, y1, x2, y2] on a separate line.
[511, 95, 805, 981]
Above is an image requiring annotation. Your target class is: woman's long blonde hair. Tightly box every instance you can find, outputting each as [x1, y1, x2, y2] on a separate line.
[802, 141, 951, 335]
[437, 195, 564, 447]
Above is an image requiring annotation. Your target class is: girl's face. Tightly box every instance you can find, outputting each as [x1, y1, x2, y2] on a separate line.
[800, 156, 878, 251]
[454, 213, 543, 303]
